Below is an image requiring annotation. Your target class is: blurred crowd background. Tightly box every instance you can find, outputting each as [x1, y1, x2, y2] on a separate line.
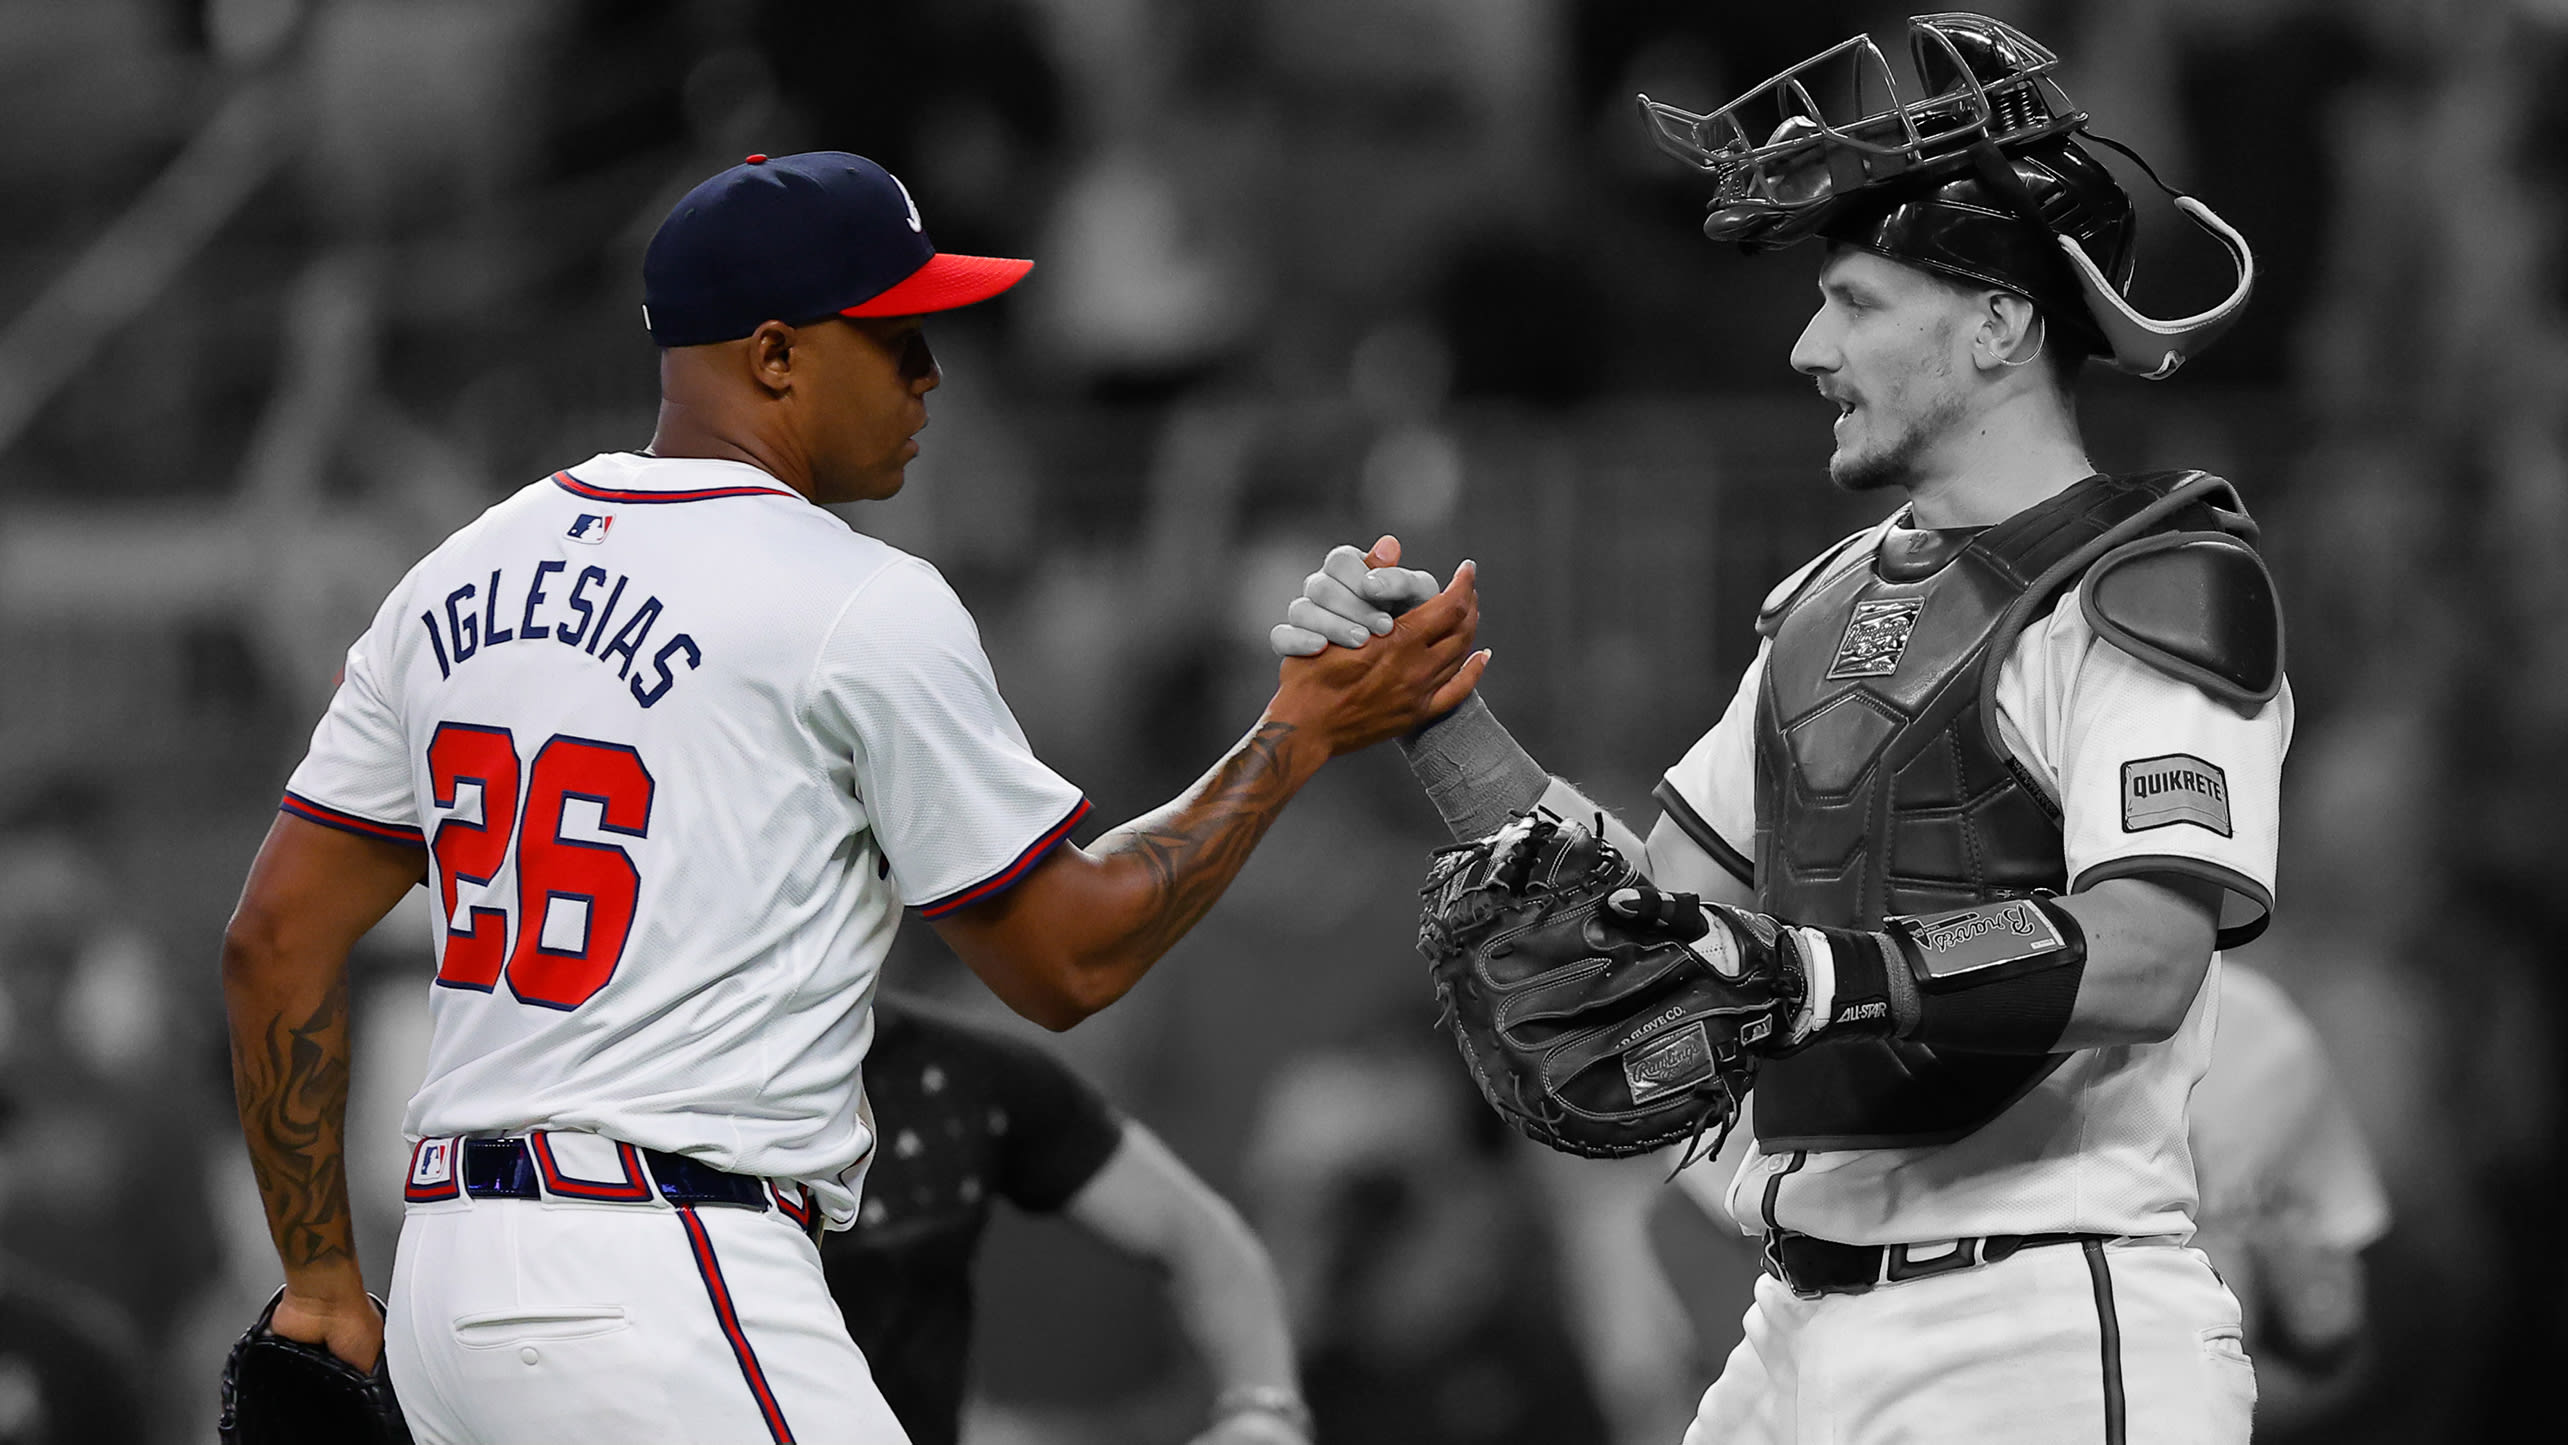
[2, 0, 2563, 1441]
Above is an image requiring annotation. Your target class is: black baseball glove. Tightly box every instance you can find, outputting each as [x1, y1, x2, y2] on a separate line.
[219, 1288, 415, 1445]
[1416, 812, 1799, 1162]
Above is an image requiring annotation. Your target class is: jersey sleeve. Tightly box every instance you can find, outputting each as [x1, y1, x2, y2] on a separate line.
[974, 1026, 1128, 1213]
[281, 621, 424, 846]
[1653, 644, 1767, 889]
[1995, 587, 2291, 944]
[810, 559, 1089, 917]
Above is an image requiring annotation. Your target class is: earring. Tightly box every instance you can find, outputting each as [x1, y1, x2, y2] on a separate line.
[1997, 315, 2048, 370]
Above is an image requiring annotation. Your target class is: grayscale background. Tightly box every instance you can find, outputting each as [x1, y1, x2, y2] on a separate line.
[0, 1, 2557, 1441]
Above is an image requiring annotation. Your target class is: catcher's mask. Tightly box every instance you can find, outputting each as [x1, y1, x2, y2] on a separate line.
[1637, 11, 2253, 379]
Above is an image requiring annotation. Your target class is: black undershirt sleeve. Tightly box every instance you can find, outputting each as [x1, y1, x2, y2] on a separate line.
[977, 1027, 1127, 1213]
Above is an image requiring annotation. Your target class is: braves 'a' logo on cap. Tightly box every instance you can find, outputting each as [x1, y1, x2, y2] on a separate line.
[567, 514, 613, 544]
[887, 172, 923, 233]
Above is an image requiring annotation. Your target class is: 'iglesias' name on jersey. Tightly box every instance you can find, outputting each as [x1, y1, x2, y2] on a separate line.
[417, 559, 704, 709]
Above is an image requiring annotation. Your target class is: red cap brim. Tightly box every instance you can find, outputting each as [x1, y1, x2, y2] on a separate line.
[841, 253, 1033, 317]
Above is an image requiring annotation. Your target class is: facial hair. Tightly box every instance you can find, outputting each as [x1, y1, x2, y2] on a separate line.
[1827, 343, 1964, 495]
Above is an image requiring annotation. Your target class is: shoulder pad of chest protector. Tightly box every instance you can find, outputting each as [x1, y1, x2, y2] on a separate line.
[1755, 525, 1880, 639]
[2079, 530, 2283, 706]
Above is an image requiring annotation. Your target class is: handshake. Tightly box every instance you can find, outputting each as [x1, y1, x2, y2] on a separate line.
[1267, 536, 1448, 659]
[1259, 536, 1488, 758]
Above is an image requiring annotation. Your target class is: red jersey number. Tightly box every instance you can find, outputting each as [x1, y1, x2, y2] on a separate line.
[424, 723, 656, 1009]
[426, 724, 519, 992]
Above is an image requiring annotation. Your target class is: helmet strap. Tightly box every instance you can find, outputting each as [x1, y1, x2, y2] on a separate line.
[2078, 131, 2189, 204]
[1963, 139, 2057, 236]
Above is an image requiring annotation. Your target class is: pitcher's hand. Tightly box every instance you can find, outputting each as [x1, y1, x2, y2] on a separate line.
[268, 1281, 386, 1373]
[1270, 557, 1485, 755]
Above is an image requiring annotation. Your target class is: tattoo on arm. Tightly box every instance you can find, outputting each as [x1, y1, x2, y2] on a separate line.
[1095, 721, 1303, 960]
[231, 977, 356, 1271]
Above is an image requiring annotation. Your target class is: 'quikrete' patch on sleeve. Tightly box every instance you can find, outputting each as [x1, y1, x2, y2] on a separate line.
[2120, 754, 2233, 836]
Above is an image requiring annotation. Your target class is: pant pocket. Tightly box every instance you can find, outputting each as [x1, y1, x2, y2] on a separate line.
[2196, 1325, 2258, 1441]
[452, 1305, 630, 1348]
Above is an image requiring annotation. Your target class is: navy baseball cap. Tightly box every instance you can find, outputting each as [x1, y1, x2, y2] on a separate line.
[641, 151, 1032, 347]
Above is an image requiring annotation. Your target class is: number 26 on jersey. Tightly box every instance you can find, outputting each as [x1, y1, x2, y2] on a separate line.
[426, 721, 653, 1010]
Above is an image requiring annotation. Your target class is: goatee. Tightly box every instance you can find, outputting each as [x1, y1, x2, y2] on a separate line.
[1828, 392, 1962, 495]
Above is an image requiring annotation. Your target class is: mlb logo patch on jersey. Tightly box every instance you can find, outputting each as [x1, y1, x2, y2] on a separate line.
[1826, 598, 1924, 679]
[566, 513, 614, 544]
[2121, 753, 2232, 836]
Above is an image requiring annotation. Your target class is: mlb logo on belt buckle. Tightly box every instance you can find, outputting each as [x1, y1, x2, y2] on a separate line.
[407, 1137, 461, 1202]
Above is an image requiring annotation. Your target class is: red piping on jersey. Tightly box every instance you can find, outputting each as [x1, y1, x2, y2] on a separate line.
[916, 797, 1093, 919]
[551, 470, 793, 504]
[678, 1206, 798, 1444]
[281, 792, 426, 846]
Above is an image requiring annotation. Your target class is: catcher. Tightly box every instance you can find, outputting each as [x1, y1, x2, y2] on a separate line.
[1278, 14, 2280, 1443]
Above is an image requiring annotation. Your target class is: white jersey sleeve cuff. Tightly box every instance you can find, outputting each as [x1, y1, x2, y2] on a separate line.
[279, 790, 426, 847]
[913, 797, 1092, 919]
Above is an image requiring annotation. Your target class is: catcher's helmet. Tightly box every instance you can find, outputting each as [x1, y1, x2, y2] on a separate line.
[1637, 12, 2253, 379]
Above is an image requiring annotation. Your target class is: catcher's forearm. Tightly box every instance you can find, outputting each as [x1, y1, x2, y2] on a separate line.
[223, 934, 366, 1300]
[1400, 695, 1545, 839]
[1401, 696, 1651, 862]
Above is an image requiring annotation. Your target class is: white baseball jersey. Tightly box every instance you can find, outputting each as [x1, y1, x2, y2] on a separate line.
[1658, 546, 2292, 1245]
[1668, 969, 2381, 1244]
[285, 451, 1088, 1222]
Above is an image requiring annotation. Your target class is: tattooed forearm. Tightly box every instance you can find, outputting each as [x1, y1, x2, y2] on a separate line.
[230, 976, 357, 1271]
[1095, 720, 1306, 962]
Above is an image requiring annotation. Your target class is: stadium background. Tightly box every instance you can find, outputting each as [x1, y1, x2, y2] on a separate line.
[0, 0, 2559, 1440]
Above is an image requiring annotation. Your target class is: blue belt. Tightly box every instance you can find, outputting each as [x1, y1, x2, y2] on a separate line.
[460, 1136, 773, 1211]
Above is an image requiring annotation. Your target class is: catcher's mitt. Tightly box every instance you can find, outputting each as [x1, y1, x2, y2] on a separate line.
[219, 1288, 414, 1445]
[1418, 813, 1791, 1162]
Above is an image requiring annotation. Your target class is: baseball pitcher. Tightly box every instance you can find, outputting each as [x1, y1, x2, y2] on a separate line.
[218, 152, 1480, 1445]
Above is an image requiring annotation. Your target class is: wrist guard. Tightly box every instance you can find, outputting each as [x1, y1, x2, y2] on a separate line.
[1880, 896, 2089, 1053]
[1701, 908, 1898, 1048]
[1708, 895, 2088, 1054]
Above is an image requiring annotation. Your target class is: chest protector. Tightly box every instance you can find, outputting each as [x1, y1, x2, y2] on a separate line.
[1751, 471, 2258, 1151]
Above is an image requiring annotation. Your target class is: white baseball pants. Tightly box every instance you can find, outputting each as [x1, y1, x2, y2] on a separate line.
[386, 1155, 907, 1444]
[1686, 1237, 2255, 1444]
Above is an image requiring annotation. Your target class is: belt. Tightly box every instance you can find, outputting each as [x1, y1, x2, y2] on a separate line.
[458, 1136, 779, 1213]
[1761, 1229, 2108, 1298]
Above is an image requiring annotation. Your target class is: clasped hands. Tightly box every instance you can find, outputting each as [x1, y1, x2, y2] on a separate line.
[1267, 540, 1827, 1048]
